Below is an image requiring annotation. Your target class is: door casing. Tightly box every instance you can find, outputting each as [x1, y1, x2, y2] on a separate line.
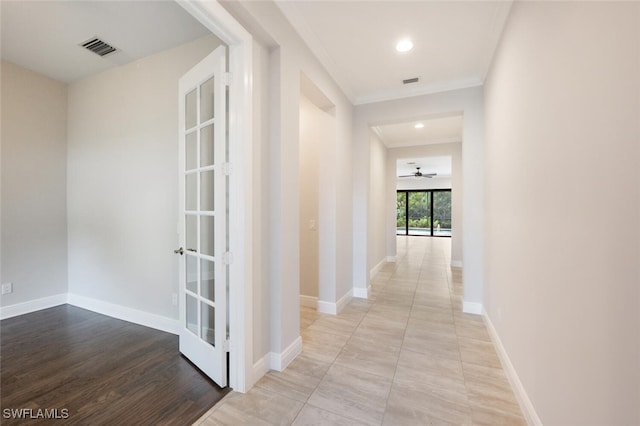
[179, 0, 253, 393]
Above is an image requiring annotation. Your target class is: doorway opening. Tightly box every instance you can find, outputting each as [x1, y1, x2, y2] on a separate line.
[298, 73, 336, 318]
[396, 189, 452, 237]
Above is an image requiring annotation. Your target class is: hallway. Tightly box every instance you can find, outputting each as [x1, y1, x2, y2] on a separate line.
[196, 237, 525, 425]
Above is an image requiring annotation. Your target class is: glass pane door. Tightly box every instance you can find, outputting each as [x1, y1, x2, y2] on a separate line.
[178, 45, 227, 387]
[184, 76, 218, 346]
[408, 191, 431, 236]
[396, 190, 452, 237]
[396, 192, 407, 235]
[433, 191, 452, 236]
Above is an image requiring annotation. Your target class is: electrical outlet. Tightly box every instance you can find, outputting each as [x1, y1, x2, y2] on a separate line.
[309, 219, 316, 231]
[172, 293, 178, 306]
[2, 282, 13, 295]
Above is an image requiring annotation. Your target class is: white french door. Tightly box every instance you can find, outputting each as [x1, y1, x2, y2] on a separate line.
[177, 45, 227, 387]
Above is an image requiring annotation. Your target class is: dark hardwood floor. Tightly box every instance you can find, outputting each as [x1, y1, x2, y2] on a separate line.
[0, 305, 229, 425]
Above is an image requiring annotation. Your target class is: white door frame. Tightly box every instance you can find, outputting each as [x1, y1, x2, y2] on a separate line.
[177, 0, 253, 393]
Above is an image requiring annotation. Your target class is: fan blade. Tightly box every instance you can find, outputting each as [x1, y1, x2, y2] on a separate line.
[421, 173, 437, 177]
[398, 174, 416, 178]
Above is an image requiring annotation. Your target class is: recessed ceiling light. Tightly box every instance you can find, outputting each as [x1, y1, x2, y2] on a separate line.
[396, 39, 413, 53]
[414, 123, 424, 129]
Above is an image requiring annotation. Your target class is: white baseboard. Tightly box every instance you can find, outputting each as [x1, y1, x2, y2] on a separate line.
[482, 309, 542, 426]
[451, 260, 463, 268]
[316, 300, 334, 314]
[2, 293, 180, 336]
[0, 293, 68, 320]
[251, 354, 270, 388]
[336, 288, 352, 313]
[269, 336, 302, 372]
[369, 258, 386, 279]
[353, 284, 372, 299]
[462, 301, 483, 315]
[67, 293, 180, 335]
[386, 256, 396, 262]
[252, 336, 303, 385]
[252, 336, 302, 384]
[318, 289, 353, 315]
[299, 295, 318, 309]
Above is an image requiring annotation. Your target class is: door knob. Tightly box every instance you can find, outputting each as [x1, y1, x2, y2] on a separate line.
[174, 247, 184, 255]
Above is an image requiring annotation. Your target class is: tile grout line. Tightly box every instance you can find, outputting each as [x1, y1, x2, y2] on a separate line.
[201, 238, 527, 425]
[380, 274, 417, 426]
[292, 288, 377, 425]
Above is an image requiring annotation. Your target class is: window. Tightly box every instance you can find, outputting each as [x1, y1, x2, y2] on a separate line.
[396, 190, 451, 237]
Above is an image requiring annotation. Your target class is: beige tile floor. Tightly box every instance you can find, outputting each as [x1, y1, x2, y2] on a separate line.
[195, 237, 526, 425]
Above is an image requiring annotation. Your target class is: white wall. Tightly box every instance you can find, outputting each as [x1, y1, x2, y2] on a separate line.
[299, 95, 321, 299]
[252, 38, 271, 366]
[388, 143, 462, 266]
[224, 0, 354, 363]
[484, 2, 639, 425]
[367, 131, 387, 276]
[66, 35, 222, 318]
[299, 85, 339, 307]
[353, 88, 483, 310]
[1, 61, 68, 306]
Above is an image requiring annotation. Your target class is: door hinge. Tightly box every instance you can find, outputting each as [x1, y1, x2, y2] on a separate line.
[223, 72, 232, 86]
[222, 162, 232, 176]
[223, 339, 231, 352]
[223, 252, 234, 265]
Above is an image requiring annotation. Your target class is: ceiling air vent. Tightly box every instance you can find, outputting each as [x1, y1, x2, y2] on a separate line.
[80, 37, 117, 57]
[403, 77, 420, 85]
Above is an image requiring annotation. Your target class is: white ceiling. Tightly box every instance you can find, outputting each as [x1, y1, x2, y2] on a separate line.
[397, 156, 451, 178]
[1, 1, 212, 83]
[2, 0, 512, 100]
[374, 114, 463, 149]
[277, 0, 512, 105]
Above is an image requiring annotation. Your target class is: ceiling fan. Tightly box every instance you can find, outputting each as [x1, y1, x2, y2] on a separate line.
[399, 167, 437, 178]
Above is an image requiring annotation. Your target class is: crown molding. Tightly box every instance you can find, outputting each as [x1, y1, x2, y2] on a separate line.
[479, 1, 514, 82]
[276, 1, 509, 107]
[275, 1, 356, 104]
[355, 78, 483, 106]
[385, 137, 462, 149]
